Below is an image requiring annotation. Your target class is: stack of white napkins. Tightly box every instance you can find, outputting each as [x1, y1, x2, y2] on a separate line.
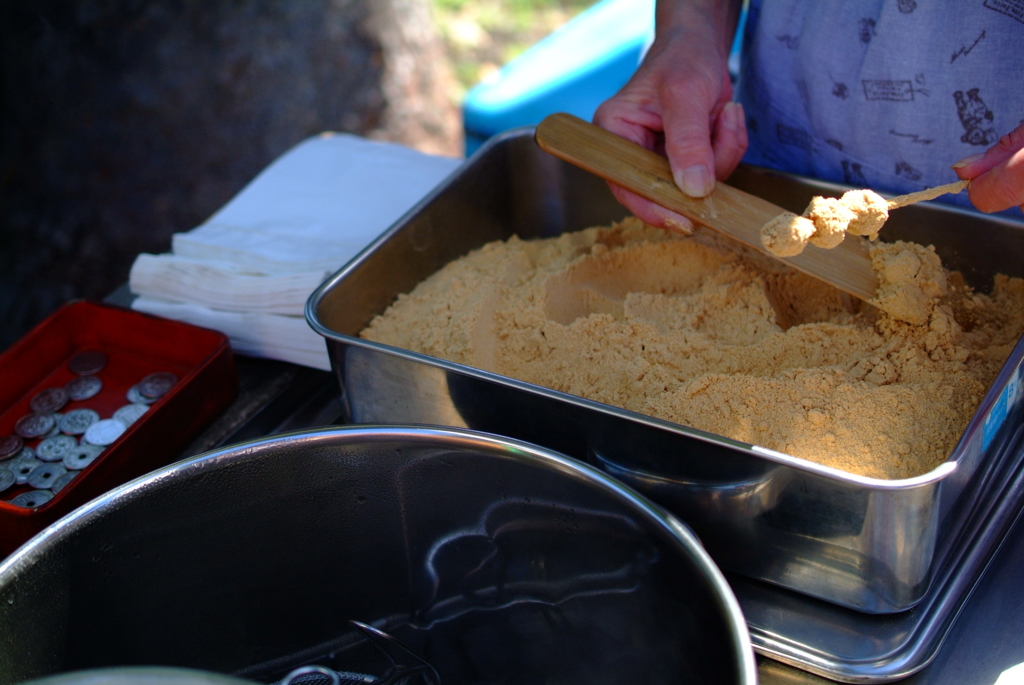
[130, 133, 462, 370]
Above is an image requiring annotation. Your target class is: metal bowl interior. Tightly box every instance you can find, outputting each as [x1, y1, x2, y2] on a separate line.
[0, 426, 755, 685]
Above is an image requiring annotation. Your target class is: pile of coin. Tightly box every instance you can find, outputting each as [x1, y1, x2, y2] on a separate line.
[0, 350, 178, 508]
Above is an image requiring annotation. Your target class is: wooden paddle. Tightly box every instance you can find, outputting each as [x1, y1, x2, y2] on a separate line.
[535, 112, 880, 302]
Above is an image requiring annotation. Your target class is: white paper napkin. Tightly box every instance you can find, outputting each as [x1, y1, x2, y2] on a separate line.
[132, 298, 331, 370]
[129, 132, 462, 368]
[129, 254, 329, 315]
[170, 132, 461, 272]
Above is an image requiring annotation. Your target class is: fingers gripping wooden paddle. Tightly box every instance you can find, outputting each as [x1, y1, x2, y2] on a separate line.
[535, 112, 881, 302]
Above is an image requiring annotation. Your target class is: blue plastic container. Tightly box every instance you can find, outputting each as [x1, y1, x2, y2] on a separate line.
[462, 0, 654, 155]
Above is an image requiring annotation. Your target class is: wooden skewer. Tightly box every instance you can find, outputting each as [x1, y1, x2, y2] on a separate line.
[887, 179, 969, 209]
[534, 112, 880, 302]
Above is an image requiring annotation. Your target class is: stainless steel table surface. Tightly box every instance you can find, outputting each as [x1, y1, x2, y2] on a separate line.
[190, 351, 1024, 685]
[759, 512, 1024, 684]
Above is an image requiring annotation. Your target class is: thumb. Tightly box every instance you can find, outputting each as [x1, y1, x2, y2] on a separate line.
[953, 121, 1024, 179]
[954, 121, 1024, 211]
[661, 86, 718, 198]
[966, 146, 1024, 213]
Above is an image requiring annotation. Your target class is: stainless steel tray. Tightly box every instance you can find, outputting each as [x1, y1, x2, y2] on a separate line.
[307, 128, 1024, 678]
[741, 420, 1024, 682]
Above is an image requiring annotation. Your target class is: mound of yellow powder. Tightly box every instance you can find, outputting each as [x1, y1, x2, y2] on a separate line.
[362, 218, 1024, 479]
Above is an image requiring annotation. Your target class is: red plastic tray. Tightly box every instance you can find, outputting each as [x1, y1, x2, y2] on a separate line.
[0, 300, 237, 555]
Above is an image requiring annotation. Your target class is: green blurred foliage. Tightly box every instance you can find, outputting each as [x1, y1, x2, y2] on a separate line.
[431, 0, 598, 100]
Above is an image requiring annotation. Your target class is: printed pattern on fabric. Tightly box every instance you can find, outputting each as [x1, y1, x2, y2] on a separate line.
[985, 0, 1024, 25]
[736, 0, 1024, 215]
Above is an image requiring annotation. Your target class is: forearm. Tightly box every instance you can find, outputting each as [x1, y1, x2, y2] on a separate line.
[655, 0, 743, 58]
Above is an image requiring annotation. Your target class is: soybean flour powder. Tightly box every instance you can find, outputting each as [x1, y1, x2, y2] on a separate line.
[362, 218, 1024, 479]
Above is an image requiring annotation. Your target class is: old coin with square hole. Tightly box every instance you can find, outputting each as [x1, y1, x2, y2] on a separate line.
[28, 463, 66, 489]
[65, 375, 103, 402]
[68, 349, 108, 376]
[0, 435, 23, 460]
[37, 434, 78, 462]
[14, 413, 55, 439]
[51, 470, 78, 493]
[126, 384, 157, 405]
[83, 419, 126, 446]
[30, 387, 69, 414]
[59, 408, 100, 436]
[0, 467, 14, 493]
[10, 490, 53, 508]
[63, 444, 104, 471]
[139, 372, 178, 399]
[10, 457, 43, 484]
[113, 403, 149, 427]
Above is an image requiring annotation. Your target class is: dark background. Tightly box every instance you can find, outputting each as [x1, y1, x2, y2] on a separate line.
[0, 0, 459, 352]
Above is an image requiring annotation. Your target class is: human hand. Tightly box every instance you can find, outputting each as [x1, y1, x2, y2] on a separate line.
[593, 1, 745, 233]
[953, 120, 1024, 213]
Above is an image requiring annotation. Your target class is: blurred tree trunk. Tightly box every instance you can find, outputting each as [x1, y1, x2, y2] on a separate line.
[0, 0, 460, 351]
[368, 0, 462, 155]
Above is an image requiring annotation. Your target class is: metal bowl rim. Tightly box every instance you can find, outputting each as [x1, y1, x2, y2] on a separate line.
[0, 424, 757, 684]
